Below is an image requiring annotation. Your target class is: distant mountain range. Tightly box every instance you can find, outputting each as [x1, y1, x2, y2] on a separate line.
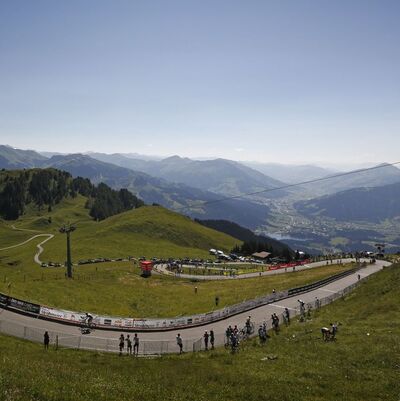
[300, 163, 400, 195]
[87, 153, 288, 199]
[0, 146, 270, 229]
[295, 182, 400, 223]
[0, 145, 47, 168]
[243, 162, 336, 184]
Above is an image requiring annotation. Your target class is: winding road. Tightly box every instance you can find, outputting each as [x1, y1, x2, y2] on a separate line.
[0, 224, 54, 265]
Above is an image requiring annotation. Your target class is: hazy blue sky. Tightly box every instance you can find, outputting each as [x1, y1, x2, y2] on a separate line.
[0, 0, 399, 165]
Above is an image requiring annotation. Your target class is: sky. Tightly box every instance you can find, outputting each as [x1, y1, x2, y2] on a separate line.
[0, 0, 399, 166]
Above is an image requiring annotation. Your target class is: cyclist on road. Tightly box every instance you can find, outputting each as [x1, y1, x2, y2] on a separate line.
[85, 312, 93, 326]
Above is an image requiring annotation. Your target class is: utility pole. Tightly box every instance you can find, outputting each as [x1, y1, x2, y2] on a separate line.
[59, 223, 76, 278]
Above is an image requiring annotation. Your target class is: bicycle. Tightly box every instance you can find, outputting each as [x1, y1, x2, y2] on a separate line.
[79, 315, 96, 335]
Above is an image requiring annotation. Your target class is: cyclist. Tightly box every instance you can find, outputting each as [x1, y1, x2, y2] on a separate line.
[85, 312, 93, 327]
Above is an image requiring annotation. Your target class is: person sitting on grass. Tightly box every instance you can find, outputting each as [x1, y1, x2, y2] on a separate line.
[321, 327, 330, 341]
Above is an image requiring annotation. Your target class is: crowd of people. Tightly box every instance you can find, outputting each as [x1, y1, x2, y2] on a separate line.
[118, 333, 140, 356]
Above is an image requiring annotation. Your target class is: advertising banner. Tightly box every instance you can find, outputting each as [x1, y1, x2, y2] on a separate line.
[0, 292, 10, 306]
[9, 297, 40, 314]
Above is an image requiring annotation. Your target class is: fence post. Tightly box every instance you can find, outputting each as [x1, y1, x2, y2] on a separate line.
[55, 335, 59, 350]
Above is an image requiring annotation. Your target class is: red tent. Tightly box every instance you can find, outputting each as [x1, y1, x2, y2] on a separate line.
[140, 260, 153, 276]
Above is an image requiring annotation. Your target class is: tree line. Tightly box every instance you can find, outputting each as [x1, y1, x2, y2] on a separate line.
[0, 169, 144, 220]
[196, 218, 295, 260]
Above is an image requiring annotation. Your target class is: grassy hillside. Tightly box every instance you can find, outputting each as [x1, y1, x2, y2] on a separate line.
[0, 264, 398, 401]
[0, 220, 38, 248]
[10, 196, 239, 260]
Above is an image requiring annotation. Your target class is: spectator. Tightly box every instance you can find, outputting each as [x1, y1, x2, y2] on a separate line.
[210, 330, 215, 350]
[126, 335, 132, 355]
[225, 326, 232, 345]
[43, 331, 50, 350]
[258, 325, 267, 344]
[321, 327, 330, 341]
[330, 323, 338, 339]
[204, 331, 209, 350]
[245, 316, 252, 334]
[298, 299, 306, 319]
[133, 333, 139, 356]
[315, 297, 320, 310]
[176, 333, 183, 354]
[119, 334, 125, 355]
[272, 313, 280, 333]
[284, 308, 290, 325]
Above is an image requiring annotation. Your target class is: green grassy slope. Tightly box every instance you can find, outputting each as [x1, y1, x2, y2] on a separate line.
[0, 264, 399, 401]
[10, 196, 239, 260]
[0, 220, 38, 248]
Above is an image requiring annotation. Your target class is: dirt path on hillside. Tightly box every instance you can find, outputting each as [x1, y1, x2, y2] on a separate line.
[0, 224, 54, 265]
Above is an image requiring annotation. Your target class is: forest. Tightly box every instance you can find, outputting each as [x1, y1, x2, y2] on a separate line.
[0, 168, 144, 221]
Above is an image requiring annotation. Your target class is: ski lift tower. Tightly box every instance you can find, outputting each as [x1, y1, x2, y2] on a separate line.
[59, 223, 76, 278]
[374, 243, 385, 259]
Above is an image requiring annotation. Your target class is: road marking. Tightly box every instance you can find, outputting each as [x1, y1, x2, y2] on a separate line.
[269, 304, 296, 311]
[318, 288, 336, 293]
